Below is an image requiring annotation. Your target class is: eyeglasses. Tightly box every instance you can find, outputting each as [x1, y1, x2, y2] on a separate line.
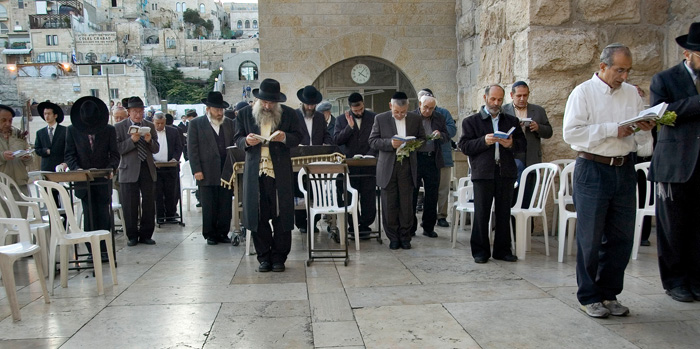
[692, 51, 700, 59]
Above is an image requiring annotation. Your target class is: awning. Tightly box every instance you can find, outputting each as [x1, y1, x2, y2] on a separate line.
[2, 48, 32, 55]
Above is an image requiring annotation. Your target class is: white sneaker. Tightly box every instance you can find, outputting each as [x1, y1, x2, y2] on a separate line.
[603, 300, 630, 316]
[580, 302, 610, 318]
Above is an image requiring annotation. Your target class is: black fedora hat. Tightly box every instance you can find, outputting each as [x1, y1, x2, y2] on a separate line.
[70, 96, 109, 133]
[253, 78, 287, 102]
[201, 91, 230, 109]
[676, 22, 700, 51]
[297, 85, 323, 105]
[37, 100, 64, 123]
[121, 97, 130, 108]
[126, 96, 145, 109]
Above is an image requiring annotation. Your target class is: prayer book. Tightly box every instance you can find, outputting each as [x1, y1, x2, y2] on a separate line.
[619, 102, 668, 126]
[493, 127, 516, 139]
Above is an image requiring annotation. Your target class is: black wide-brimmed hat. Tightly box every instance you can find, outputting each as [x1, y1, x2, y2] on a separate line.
[37, 100, 64, 123]
[234, 101, 249, 111]
[201, 91, 230, 109]
[297, 85, 323, 105]
[126, 96, 145, 109]
[121, 97, 130, 108]
[676, 22, 700, 51]
[70, 96, 109, 133]
[253, 78, 287, 102]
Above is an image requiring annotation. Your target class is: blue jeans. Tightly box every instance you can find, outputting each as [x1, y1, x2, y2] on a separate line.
[573, 157, 636, 305]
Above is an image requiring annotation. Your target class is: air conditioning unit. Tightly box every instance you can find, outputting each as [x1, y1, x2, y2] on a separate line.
[13, 26, 22, 31]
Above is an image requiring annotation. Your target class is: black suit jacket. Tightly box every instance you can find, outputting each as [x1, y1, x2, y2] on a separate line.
[648, 61, 700, 183]
[295, 109, 332, 145]
[334, 110, 378, 157]
[411, 109, 449, 169]
[177, 121, 189, 160]
[502, 102, 553, 166]
[159, 125, 183, 162]
[64, 125, 120, 202]
[34, 124, 66, 171]
[188, 116, 236, 186]
[458, 108, 527, 180]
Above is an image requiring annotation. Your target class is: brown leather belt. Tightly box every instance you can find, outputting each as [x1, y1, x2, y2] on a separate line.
[577, 151, 630, 167]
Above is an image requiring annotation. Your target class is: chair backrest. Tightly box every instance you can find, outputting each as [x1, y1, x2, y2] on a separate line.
[180, 161, 196, 186]
[0, 217, 33, 244]
[549, 159, 575, 201]
[514, 163, 559, 211]
[558, 162, 575, 213]
[298, 162, 350, 210]
[0, 172, 30, 203]
[455, 177, 471, 191]
[0, 181, 23, 219]
[35, 180, 80, 236]
[456, 184, 474, 208]
[635, 161, 654, 210]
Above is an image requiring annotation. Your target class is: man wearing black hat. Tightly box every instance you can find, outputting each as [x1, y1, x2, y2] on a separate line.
[0, 104, 32, 200]
[294, 85, 332, 233]
[115, 96, 160, 246]
[334, 92, 378, 236]
[369, 92, 425, 250]
[649, 22, 700, 303]
[64, 96, 120, 247]
[34, 101, 67, 172]
[188, 91, 236, 245]
[234, 78, 302, 272]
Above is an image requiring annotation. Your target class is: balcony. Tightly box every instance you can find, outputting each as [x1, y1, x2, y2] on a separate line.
[29, 15, 72, 30]
[54, 0, 83, 14]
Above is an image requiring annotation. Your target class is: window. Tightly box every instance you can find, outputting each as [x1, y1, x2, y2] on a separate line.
[253, 20, 258, 29]
[176, 2, 181, 12]
[0, 5, 7, 19]
[245, 20, 250, 29]
[199, 4, 205, 13]
[102, 64, 125, 75]
[18, 0, 23, 9]
[193, 46, 197, 52]
[0, 23, 8, 35]
[230, 47, 236, 53]
[237, 20, 242, 29]
[112, 0, 117, 8]
[46, 35, 58, 46]
[90, 89, 99, 98]
[239, 61, 258, 81]
[36, 52, 69, 63]
[166, 37, 176, 49]
[110, 88, 119, 99]
[151, 3, 157, 11]
[182, 3, 187, 11]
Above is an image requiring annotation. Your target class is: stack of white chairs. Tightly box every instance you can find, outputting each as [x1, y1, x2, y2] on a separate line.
[180, 161, 198, 211]
[632, 162, 655, 260]
[557, 162, 577, 262]
[549, 159, 575, 237]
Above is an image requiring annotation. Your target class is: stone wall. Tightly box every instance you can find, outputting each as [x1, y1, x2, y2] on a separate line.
[456, 0, 698, 162]
[259, 0, 458, 114]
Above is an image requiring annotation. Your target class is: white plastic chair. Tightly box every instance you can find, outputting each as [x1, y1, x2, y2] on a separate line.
[549, 159, 575, 237]
[511, 163, 558, 260]
[111, 189, 124, 229]
[632, 162, 654, 260]
[0, 218, 50, 321]
[557, 162, 577, 262]
[0, 181, 50, 275]
[35, 180, 117, 296]
[450, 183, 474, 248]
[450, 176, 471, 231]
[298, 162, 360, 251]
[180, 161, 198, 211]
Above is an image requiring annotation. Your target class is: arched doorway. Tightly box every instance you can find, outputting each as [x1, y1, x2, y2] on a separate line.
[312, 56, 417, 115]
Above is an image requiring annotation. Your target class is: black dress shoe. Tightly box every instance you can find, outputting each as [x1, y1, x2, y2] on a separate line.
[139, 238, 156, 245]
[437, 218, 450, 227]
[401, 241, 411, 250]
[666, 286, 694, 302]
[272, 263, 286, 272]
[218, 235, 232, 244]
[359, 225, 372, 232]
[640, 240, 651, 246]
[258, 261, 272, 272]
[127, 239, 138, 246]
[422, 230, 438, 238]
[474, 256, 488, 264]
[389, 241, 400, 250]
[207, 238, 219, 245]
[196, 202, 202, 207]
[494, 255, 518, 262]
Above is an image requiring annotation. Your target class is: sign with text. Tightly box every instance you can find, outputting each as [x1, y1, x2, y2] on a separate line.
[76, 33, 117, 46]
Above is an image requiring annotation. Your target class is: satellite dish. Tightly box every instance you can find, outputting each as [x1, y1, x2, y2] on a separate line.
[125, 59, 133, 66]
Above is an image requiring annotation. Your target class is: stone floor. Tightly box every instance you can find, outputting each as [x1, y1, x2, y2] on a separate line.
[1, 209, 699, 348]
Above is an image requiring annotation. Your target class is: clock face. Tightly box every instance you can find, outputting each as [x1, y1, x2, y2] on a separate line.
[351, 64, 371, 84]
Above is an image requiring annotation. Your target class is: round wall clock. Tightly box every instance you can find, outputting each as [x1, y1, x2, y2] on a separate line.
[351, 64, 371, 84]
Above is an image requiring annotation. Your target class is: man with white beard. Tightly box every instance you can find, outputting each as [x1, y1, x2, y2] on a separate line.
[234, 78, 302, 272]
[188, 91, 237, 245]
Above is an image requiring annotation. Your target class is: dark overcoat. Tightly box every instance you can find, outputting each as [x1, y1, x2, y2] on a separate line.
[187, 115, 236, 186]
[233, 104, 302, 232]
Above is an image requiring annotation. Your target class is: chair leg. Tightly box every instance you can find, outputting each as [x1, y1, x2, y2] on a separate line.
[450, 207, 457, 248]
[557, 215, 567, 263]
[104, 236, 118, 286]
[352, 210, 360, 251]
[32, 251, 50, 304]
[541, 214, 550, 257]
[631, 211, 643, 260]
[337, 215, 345, 249]
[0, 257, 21, 321]
[245, 229, 252, 256]
[59, 245, 69, 289]
[48, 242, 57, 296]
[514, 214, 528, 260]
[90, 237, 104, 295]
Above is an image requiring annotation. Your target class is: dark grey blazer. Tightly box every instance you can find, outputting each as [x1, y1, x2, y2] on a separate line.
[648, 61, 700, 183]
[368, 111, 425, 189]
[115, 118, 160, 183]
[502, 102, 553, 166]
[187, 115, 236, 186]
[34, 124, 66, 171]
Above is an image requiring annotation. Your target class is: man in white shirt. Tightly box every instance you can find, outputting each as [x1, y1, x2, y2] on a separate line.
[563, 43, 655, 318]
[153, 113, 183, 224]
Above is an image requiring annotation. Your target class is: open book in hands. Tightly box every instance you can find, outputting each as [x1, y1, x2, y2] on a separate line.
[128, 125, 151, 135]
[618, 102, 668, 127]
[391, 135, 416, 142]
[12, 149, 34, 157]
[493, 127, 516, 139]
[250, 130, 282, 144]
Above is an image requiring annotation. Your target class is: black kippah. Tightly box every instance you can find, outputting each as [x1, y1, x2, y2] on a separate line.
[512, 81, 528, 89]
[392, 91, 408, 100]
[348, 93, 363, 104]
